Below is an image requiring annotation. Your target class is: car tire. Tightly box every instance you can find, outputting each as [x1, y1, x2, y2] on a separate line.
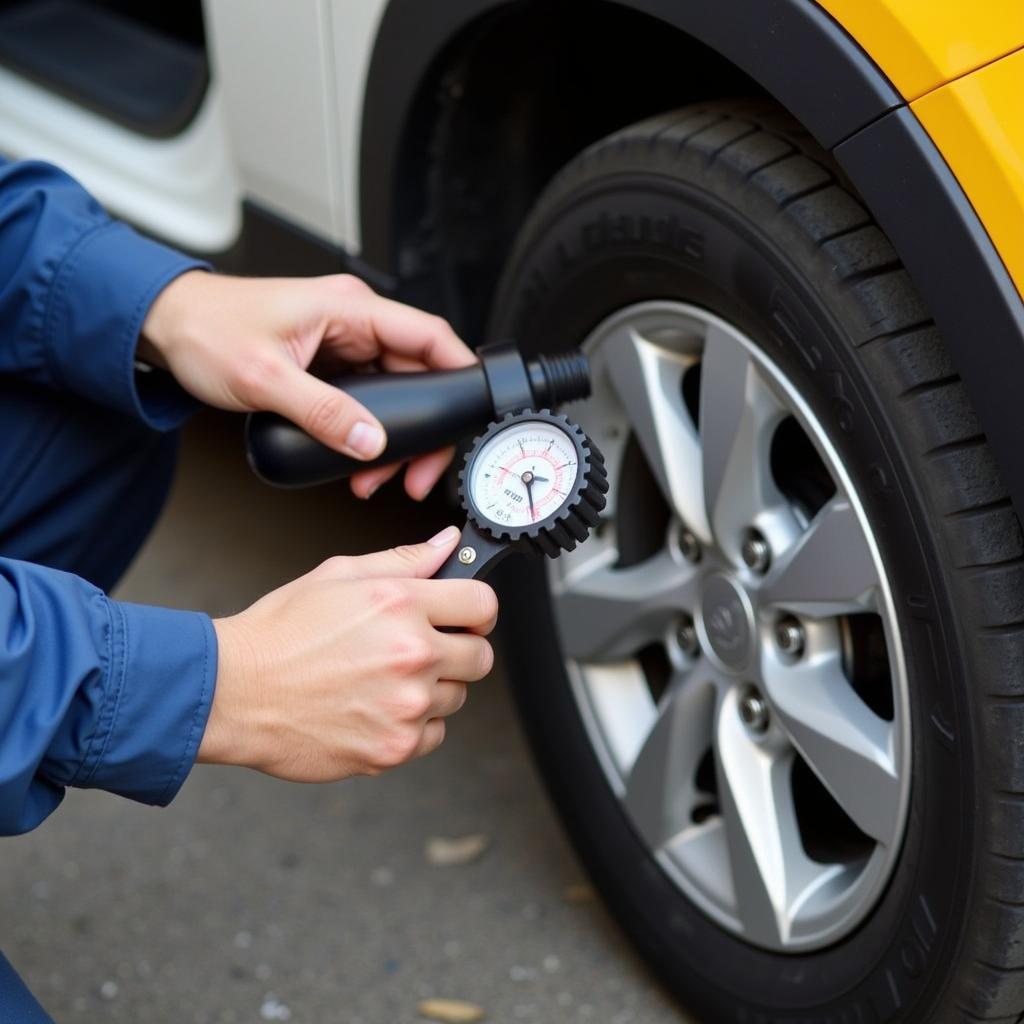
[488, 100, 1024, 1022]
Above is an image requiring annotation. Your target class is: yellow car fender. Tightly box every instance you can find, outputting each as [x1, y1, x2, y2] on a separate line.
[818, 0, 1024, 99]
[816, 2, 1024, 295]
[912, 49, 1024, 297]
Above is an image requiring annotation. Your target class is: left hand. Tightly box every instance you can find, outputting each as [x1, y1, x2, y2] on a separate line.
[139, 271, 476, 500]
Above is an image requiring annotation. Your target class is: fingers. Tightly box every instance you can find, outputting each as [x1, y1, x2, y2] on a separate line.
[268, 361, 387, 459]
[318, 276, 474, 371]
[350, 461, 401, 499]
[412, 717, 446, 760]
[363, 294, 475, 370]
[313, 527, 462, 582]
[413, 579, 499, 635]
[350, 447, 455, 501]
[430, 680, 469, 718]
[404, 447, 456, 501]
[435, 632, 494, 683]
[380, 351, 429, 373]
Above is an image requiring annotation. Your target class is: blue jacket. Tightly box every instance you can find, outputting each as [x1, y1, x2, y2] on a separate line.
[0, 158, 217, 836]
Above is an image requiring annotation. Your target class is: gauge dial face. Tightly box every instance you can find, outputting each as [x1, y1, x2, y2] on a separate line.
[468, 420, 580, 529]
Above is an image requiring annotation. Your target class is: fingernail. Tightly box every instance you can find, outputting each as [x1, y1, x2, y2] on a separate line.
[428, 525, 460, 547]
[345, 421, 385, 458]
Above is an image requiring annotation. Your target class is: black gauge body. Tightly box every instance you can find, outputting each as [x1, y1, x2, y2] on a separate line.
[435, 410, 608, 580]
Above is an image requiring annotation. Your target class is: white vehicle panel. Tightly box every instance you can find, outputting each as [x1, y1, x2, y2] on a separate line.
[0, 0, 390, 255]
[328, 0, 390, 253]
[0, 65, 242, 253]
[205, 0, 381, 249]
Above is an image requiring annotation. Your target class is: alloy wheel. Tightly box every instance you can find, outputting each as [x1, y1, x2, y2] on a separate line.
[548, 301, 911, 952]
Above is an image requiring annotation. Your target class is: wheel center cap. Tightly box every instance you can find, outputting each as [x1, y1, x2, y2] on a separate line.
[699, 573, 755, 671]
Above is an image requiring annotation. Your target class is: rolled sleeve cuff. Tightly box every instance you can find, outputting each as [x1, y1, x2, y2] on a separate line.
[73, 600, 217, 806]
[45, 220, 210, 430]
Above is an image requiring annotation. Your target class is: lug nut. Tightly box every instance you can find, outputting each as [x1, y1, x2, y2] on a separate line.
[738, 689, 770, 734]
[677, 527, 702, 564]
[740, 528, 771, 574]
[776, 617, 805, 658]
[675, 614, 701, 659]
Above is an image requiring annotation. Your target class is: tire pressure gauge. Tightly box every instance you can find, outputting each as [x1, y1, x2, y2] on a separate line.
[435, 409, 609, 580]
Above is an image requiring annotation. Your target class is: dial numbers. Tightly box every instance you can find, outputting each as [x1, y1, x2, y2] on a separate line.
[468, 421, 580, 529]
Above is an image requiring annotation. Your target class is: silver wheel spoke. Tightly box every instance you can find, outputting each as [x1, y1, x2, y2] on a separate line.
[662, 818, 734, 909]
[699, 323, 789, 547]
[760, 498, 879, 617]
[764, 654, 899, 844]
[573, 351, 631, 522]
[715, 690, 823, 946]
[552, 547, 700, 661]
[604, 324, 709, 540]
[623, 676, 716, 850]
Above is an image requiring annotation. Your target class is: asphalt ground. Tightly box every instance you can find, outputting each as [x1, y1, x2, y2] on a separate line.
[3, 413, 689, 1024]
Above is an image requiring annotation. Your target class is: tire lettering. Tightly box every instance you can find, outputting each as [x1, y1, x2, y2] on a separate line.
[767, 287, 860, 436]
[829, 371, 856, 432]
[900, 937, 926, 979]
[581, 212, 703, 263]
[930, 705, 956, 747]
[868, 463, 891, 495]
[886, 967, 902, 1010]
[914, 893, 937, 950]
[868, 897, 940, 1019]
[768, 286, 819, 369]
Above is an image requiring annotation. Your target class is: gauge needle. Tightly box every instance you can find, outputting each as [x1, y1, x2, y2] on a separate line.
[521, 470, 536, 519]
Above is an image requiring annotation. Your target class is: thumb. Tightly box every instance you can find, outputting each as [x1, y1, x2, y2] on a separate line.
[320, 526, 463, 582]
[270, 362, 387, 460]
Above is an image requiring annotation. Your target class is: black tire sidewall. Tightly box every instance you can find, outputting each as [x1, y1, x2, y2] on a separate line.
[489, 170, 974, 1022]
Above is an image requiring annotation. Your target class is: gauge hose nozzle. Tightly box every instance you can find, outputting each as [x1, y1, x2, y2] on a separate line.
[246, 342, 592, 488]
[528, 352, 591, 408]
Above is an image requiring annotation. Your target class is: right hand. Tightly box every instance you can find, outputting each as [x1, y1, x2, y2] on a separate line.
[198, 526, 497, 781]
[140, 272, 476, 501]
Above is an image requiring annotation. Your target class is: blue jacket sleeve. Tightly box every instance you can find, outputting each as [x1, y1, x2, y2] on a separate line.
[0, 159, 219, 834]
[0, 157, 209, 429]
[0, 559, 218, 836]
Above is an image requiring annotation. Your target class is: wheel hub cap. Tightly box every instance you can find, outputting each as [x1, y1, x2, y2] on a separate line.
[699, 574, 754, 672]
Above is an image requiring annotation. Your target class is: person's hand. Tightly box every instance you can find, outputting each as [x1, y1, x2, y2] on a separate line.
[197, 526, 497, 782]
[139, 271, 475, 499]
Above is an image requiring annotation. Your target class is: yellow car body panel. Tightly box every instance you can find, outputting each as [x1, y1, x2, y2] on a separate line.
[816, 0, 1024, 100]
[912, 48, 1024, 297]
[815, 2, 1024, 299]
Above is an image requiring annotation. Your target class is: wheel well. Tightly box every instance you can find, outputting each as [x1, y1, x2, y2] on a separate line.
[389, 1, 762, 338]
